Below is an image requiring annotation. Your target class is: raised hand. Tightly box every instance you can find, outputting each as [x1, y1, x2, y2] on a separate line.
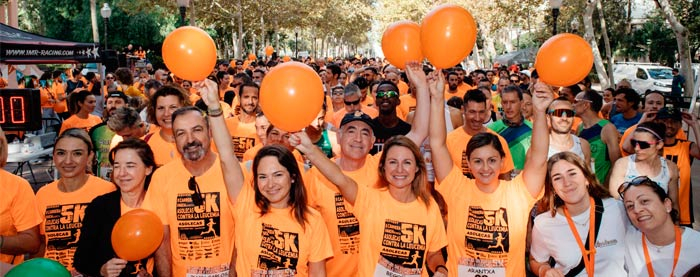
[193, 78, 220, 109]
[405, 61, 427, 90]
[289, 131, 315, 154]
[531, 80, 554, 113]
[681, 111, 697, 126]
[427, 70, 445, 100]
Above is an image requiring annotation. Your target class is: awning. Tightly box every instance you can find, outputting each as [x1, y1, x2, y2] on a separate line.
[0, 23, 101, 64]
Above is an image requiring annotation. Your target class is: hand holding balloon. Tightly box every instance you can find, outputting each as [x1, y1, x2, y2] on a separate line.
[100, 258, 127, 277]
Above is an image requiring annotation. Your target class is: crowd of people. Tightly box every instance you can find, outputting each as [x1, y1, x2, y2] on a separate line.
[1, 53, 700, 277]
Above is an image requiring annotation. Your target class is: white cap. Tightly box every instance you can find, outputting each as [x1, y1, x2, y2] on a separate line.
[81, 68, 89, 76]
[520, 70, 531, 77]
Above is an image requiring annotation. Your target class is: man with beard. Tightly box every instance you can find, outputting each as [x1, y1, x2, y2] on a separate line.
[545, 97, 591, 165]
[369, 81, 411, 154]
[444, 71, 462, 101]
[89, 91, 128, 180]
[226, 82, 260, 160]
[148, 105, 235, 277]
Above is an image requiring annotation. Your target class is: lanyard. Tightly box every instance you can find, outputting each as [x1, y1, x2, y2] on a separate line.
[642, 226, 682, 277]
[563, 197, 596, 276]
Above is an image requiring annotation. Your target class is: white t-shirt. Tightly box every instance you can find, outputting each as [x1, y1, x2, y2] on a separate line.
[531, 198, 628, 276]
[625, 227, 700, 277]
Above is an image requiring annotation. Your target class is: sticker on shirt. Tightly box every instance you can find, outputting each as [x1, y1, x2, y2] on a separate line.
[176, 192, 222, 261]
[186, 264, 230, 277]
[334, 193, 360, 255]
[373, 219, 426, 277]
[232, 136, 255, 160]
[255, 223, 299, 276]
[43, 203, 89, 269]
[460, 150, 475, 178]
[460, 206, 509, 277]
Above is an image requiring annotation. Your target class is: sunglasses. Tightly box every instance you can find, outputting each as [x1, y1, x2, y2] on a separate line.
[510, 79, 520, 82]
[376, 91, 398, 99]
[618, 176, 653, 199]
[630, 139, 659, 150]
[105, 77, 115, 80]
[548, 109, 575, 118]
[344, 99, 361, 106]
[188, 176, 204, 206]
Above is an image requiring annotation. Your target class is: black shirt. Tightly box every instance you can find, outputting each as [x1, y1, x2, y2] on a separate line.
[370, 118, 411, 155]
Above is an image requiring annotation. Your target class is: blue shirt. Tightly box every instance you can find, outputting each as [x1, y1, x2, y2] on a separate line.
[611, 112, 642, 134]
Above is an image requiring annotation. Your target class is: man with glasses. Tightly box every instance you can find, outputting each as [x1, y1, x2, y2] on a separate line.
[369, 81, 411, 154]
[546, 97, 591, 164]
[148, 105, 235, 277]
[488, 85, 532, 173]
[574, 90, 620, 186]
[330, 83, 378, 130]
[652, 107, 700, 227]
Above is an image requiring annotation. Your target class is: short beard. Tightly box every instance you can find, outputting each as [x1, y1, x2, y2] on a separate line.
[182, 141, 206, 161]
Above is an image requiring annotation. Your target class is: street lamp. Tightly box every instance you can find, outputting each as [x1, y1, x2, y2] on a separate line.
[177, 0, 190, 27]
[294, 27, 300, 59]
[571, 17, 580, 34]
[549, 0, 562, 36]
[100, 3, 111, 50]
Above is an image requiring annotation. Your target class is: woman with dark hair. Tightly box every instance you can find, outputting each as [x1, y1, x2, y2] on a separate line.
[609, 122, 679, 210]
[115, 67, 142, 98]
[429, 73, 552, 276]
[620, 177, 700, 276]
[144, 85, 191, 166]
[529, 152, 627, 276]
[59, 89, 102, 134]
[34, 128, 115, 274]
[197, 78, 333, 276]
[74, 138, 157, 277]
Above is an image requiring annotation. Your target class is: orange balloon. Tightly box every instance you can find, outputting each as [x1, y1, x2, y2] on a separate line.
[162, 26, 217, 81]
[420, 4, 477, 69]
[282, 55, 291, 62]
[265, 46, 274, 56]
[248, 53, 257, 61]
[111, 209, 164, 261]
[382, 21, 423, 69]
[259, 62, 324, 132]
[535, 33, 593, 87]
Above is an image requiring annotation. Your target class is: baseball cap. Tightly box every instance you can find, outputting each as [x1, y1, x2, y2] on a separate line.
[106, 91, 128, 102]
[655, 107, 682, 121]
[339, 111, 375, 130]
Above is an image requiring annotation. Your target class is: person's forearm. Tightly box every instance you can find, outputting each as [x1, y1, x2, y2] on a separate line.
[0, 228, 40, 255]
[154, 226, 171, 277]
[304, 143, 357, 203]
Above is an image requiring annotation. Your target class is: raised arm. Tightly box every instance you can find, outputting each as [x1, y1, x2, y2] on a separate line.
[427, 70, 453, 183]
[522, 81, 553, 198]
[195, 79, 245, 203]
[404, 61, 429, 145]
[682, 112, 700, 159]
[289, 131, 359, 205]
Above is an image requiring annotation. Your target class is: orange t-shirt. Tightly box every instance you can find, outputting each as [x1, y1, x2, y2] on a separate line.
[619, 123, 687, 156]
[226, 116, 259, 161]
[51, 82, 67, 113]
[398, 80, 409, 96]
[0, 170, 43, 265]
[40, 87, 53, 108]
[444, 83, 472, 101]
[145, 155, 235, 277]
[36, 175, 116, 271]
[436, 167, 538, 277]
[353, 186, 448, 277]
[59, 114, 103, 134]
[361, 94, 375, 109]
[233, 181, 333, 276]
[397, 94, 417, 122]
[331, 107, 379, 129]
[304, 155, 380, 276]
[144, 130, 180, 166]
[446, 128, 515, 178]
[242, 143, 263, 163]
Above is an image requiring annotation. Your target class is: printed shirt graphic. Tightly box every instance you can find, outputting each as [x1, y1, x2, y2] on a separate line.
[36, 176, 115, 270]
[487, 120, 533, 170]
[436, 167, 537, 277]
[353, 186, 447, 277]
[89, 123, 116, 180]
[146, 155, 235, 277]
[305, 157, 381, 276]
[226, 117, 258, 161]
[233, 181, 333, 277]
[446, 128, 515, 178]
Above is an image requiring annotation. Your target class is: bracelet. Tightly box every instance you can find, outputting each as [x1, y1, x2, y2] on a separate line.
[435, 265, 447, 273]
[208, 108, 223, 117]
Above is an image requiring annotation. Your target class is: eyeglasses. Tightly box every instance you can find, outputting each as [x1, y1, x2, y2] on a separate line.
[188, 176, 204, 206]
[510, 79, 520, 83]
[376, 91, 398, 99]
[105, 76, 115, 80]
[548, 109, 575, 118]
[630, 139, 659, 150]
[618, 176, 653, 199]
[344, 99, 361, 106]
[574, 98, 591, 105]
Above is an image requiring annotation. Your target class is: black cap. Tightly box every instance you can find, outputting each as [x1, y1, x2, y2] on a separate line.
[106, 91, 128, 102]
[339, 111, 375, 130]
[655, 107, 682, 122]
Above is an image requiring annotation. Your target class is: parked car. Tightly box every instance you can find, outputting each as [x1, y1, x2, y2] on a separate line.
[614, 63, 673, 94]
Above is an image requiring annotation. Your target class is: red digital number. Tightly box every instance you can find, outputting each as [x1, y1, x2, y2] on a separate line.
[10, 96, 26, 124]
[0, 97, 5, 124]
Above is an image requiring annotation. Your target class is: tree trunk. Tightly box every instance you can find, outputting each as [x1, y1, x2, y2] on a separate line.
[584, 0, 609, 88]
[260, 14, 265, 56]
[654, 0, 695, 96]
[89, 0, 99, 43]
[597, 0, 614, 86]
[189, 0, 196, 26]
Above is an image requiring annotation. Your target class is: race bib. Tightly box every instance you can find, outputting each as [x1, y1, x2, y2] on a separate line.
[186, 264, 229, 277]
[457, 258, 506, 277]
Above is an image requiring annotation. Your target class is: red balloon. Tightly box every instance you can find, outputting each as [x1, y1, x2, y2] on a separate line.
[162, 26, 217, 81]
[420, 4, 477, 69]
[259, 62, 324, 132]
[111, 209, 164, 261]
[535, 33, 594, 87]
[382, 21, 423, 69]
